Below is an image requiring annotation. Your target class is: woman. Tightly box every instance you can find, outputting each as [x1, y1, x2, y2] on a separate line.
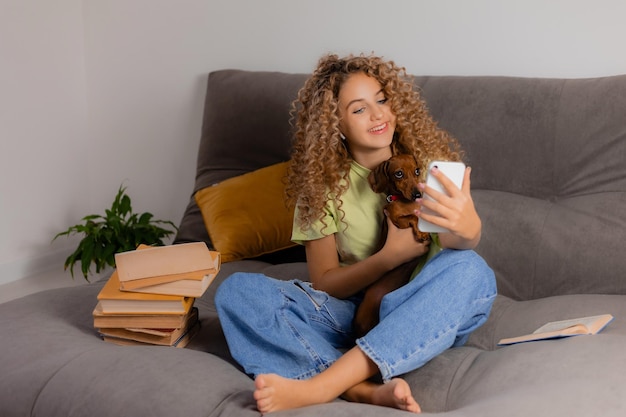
[215, 53, 497, 414]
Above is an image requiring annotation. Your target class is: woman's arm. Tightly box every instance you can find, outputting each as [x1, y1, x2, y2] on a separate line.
[417, 166, 481, 250]
[306, 217, 430, 299]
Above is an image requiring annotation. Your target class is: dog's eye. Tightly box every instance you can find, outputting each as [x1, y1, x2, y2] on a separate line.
[414, 168, 420, 176]
[394, 170, 404, 179]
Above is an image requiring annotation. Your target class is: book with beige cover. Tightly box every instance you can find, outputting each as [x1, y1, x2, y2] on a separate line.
[498, 314, 614, 346]
[114, 242, 220, 293]
[97, 271, 193, 314]
[92, 302, 191, 329]
[98, 307, 199, 346]
[101, 321, 200, 348]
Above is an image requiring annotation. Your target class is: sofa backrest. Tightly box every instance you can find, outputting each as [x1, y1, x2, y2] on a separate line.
[175, 70, 309, 263]
[415, 75, 626, 300]
[176, 69, 626, 300]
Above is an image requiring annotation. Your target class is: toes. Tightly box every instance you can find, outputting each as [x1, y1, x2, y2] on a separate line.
[256, 397, 272, 414]
[254, 374, 267, 390]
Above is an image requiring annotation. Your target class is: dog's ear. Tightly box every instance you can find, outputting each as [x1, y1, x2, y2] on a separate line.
[413, 155, 424, 178]
[368, 161, 391, 193]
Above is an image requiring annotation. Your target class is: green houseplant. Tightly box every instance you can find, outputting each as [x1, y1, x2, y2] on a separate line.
[53, 185, 178, 281]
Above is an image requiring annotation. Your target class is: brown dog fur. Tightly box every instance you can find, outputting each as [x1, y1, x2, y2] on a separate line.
[368, 154, 430, 244]
[352, 155, 430, 337]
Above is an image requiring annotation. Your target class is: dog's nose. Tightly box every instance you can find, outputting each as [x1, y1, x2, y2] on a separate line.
[411, 190, 422, 200]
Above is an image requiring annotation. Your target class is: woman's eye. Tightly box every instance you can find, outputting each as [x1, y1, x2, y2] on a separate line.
[352, 107, 365, 114]
[378, 98, 388, 105]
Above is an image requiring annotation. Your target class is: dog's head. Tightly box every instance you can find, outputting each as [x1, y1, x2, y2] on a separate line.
[368, 154, 423, 201]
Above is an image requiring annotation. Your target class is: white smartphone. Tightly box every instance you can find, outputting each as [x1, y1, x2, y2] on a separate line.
[418, 161, 466, 233]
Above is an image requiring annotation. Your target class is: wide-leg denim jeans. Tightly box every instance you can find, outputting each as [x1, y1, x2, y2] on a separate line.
[215, 249, 496, 382]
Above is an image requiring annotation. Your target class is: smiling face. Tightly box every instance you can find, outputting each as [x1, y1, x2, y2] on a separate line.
[337, 72, 396, 168]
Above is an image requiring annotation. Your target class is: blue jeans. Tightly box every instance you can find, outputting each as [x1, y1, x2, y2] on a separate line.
[215, 250, 496, 382]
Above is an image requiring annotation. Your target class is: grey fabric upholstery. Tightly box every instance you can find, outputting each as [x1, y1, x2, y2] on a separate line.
[416, 75, 626, 300]
[2, 70, 625, 417]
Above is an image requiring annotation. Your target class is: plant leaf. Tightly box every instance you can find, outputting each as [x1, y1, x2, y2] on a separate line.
[53, 182, 178, 280]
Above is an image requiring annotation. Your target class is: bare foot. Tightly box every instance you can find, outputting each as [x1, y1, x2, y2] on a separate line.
[370, 378, 421, 413]
[253, 373, 334, 414]
[253, 374, 421, 414]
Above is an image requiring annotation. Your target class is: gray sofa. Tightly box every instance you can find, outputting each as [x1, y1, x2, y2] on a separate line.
[1, 69, 625, 417]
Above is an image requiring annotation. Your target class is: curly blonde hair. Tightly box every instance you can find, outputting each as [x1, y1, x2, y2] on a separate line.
[285, 53, 463, 233]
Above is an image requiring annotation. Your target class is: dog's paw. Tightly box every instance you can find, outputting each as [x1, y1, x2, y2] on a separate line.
[414, 231, 431, 243]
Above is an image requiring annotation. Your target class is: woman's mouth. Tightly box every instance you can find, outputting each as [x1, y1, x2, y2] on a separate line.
[368, 123, 388, 134]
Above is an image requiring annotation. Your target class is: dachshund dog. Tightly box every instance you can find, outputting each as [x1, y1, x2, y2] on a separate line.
[369, 154, 431, 244]
[352, 154, 431, 337]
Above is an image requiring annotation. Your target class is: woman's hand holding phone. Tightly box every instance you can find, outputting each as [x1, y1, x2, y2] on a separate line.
[417, 161, 481, 249]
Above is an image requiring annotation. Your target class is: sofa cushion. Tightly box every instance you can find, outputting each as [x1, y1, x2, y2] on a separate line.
[195, 161, 296, 263]
[174, 70, 308, 264]
[413, 74, 626, 299]
[2, 272, 624, 417]
[0, 282, 256, 417]
[193, 71, 306, 190]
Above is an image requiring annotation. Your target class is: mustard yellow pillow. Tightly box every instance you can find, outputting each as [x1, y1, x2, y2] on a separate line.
[195, 162, 296, 263]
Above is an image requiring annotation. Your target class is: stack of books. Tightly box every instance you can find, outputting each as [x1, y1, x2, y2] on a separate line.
[93, 242, 220, 348]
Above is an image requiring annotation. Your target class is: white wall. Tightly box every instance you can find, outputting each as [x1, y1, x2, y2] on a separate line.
[1, 0, 91, 283]
[2, 0, 626, 287]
